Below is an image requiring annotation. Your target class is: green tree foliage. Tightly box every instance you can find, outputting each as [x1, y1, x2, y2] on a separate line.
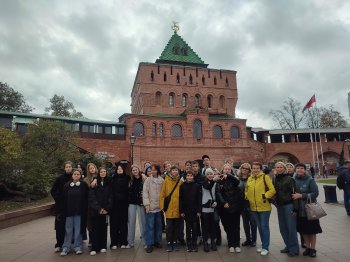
[0, 128, 22, 188]
[45, 94, 84, 118]
[270, 97, 305, 129]
[0, 82, 34, 112]
[21, 120, 80, 197]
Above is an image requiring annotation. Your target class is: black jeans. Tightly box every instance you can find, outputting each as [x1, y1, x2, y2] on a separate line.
[166, 218, 181, 243]
[91, 215, 108, 252]
[54, 214, 65, 248]
[201, 213, 216, 242]
[185, 219, 198, 244]
[110, 201, 128, 246]
[221, 212, 241, 247]
[241, 210, 257, 243]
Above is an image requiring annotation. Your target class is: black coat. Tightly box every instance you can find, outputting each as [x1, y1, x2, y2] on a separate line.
[50, 172, 72, 214]
[179, 182, 202, 221]
[111, 174, 129, 204]
[62, 180, 89, 233]
[193, 172, 205, 185]
[217, 174, 244, 214]
[89, 180, 113, 216]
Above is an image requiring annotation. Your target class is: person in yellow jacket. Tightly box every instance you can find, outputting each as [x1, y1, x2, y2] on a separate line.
[245, 162, 276, 256]
[160, 165, 183, 252]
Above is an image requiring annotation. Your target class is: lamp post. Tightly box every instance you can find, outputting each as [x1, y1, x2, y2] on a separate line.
[130, 135, 136, 165]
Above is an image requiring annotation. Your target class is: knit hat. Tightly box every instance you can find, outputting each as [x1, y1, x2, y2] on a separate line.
[285, 163, 295, 169]
[205, 168, 214, 176]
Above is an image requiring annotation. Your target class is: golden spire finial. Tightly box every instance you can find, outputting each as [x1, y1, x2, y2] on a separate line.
[172, 21, 179, 33]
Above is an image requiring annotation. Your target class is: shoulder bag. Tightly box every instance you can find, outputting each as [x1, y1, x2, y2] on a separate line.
[163, 178, 180, 212]
[305, 194, 327, 220]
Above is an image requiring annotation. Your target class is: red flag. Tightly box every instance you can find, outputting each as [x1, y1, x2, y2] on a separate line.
[302, 94, 316, 112]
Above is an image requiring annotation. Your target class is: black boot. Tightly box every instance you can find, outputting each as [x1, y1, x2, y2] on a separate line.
[211, 239, 217, 251]
[309, 249, 317, 257]
[303, 248, 310, 256]
[192, 241, 198, 252]
[204, 241, 210, 252]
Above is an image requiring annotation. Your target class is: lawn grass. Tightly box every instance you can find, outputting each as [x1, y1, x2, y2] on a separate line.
[316, 179, 336, 184]
[0, 195, 53, 213]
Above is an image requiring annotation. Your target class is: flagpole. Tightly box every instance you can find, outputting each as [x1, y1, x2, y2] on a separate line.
[310, 132, 316, 168]
[314, 132, 321, 177]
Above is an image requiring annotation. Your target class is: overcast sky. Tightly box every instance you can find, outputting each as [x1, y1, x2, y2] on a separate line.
[1, 0, 349, 128]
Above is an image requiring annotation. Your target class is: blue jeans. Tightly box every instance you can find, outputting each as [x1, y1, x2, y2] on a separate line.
[251, 211, 271, 250]
[344, 188, 350, 215]
[62, 215, 82, 252]
[241, 210, 257, 243]
[145, 211, 163, 246]
[128, 204, 147, 246]
[277, 203, 299, 253]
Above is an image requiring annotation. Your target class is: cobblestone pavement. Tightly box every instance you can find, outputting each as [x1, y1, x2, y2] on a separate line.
[1, 181, 349, 262]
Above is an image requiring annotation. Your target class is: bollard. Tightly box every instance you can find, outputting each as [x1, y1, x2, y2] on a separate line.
[323, 185, 338, 203]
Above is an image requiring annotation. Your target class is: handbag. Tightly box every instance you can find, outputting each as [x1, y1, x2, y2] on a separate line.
[305, 194, 327, 220]
[163, 178, 180, 212]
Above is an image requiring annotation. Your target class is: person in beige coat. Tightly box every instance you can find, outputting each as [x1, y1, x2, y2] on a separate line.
[143, 164, 164, 253]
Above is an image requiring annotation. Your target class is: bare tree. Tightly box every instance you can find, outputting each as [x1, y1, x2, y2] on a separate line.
[319, 105, 347, 128]
[270, 97, 305, 129]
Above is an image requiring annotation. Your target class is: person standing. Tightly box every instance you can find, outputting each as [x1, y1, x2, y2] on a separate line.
[89, 167, 112, 256]
[218, 163, 244, 253]
[179, 170, 202, 252]
[292, 163, 322, 257]
[274, 162, 299, 257]
[127, 165, 147, 248]
[160, 166, 183, 252]
[336, 160, 350, 216]
[245, 162, 276, 256]
[238, 163, 257, 248]
[110, 163, 130, 249]
[51, 161, 73, 252]
[143, 164, 164, 253]
[60, 169, 89, 256]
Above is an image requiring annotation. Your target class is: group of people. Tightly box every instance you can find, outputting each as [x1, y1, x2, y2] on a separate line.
[50, 154, 323, 258]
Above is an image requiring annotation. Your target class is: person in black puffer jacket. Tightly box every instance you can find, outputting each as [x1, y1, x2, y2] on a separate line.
[51, 161, 73, 252]
[179, 170, 202, 252]
[274, 162, 299, 257]
[89, 167, 113, 255]
[217, 163, 244, 253]
[110, 163, 130, 249]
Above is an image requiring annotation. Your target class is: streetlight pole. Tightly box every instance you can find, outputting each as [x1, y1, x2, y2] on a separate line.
[130, 135, 136, 165]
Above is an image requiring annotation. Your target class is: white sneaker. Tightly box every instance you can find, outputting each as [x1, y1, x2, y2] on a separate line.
[111, 245, 117, 250]
[235, 247, 241, 253]
[76, 250, 83, 255]
[90, 251, 96, 256]
[54, 247, 61, 253]
[100, 249, 107, 253]
[121, 245, 127, 249]
[144, 245, 147, 249]
[256, 247, 262, 253]
[125, 244, 132, 249]
[261, 249, 269, 256]
[229, 247, 235, 253]
[60, 251, 68, 256]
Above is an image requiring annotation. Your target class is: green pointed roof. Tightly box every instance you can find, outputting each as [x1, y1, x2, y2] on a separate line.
[156, 32, 208, 68]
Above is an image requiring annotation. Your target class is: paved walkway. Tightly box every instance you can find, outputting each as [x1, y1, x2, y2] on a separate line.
[0, 182, 349, 262]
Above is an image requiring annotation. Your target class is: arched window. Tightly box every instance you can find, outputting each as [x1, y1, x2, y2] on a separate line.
[133, 122, 144, 137]
[189, 74, 193, 84]
[169, 92, 175, 107]
[176, 73, 180, 83]
[193, 119, 202, 139]
[155, 91, 162, 105]
[172, 124, 183, 137]
[213, 125, 223, 139]
[152, 123, 157, 137]
[182, 94, 187, 107]
[160, 123, 164, 137]
[207, 95, 213, 108]
[202, 75, 205, 85]
[150, 70, 154, 81]
[194, 94, 201, 107]
[231, 126, 240, 138]
[219, 95, 225, 108]
[164, 72, 167, 82]
[172, 44, 180, 55]
[214, 77, 217, 85]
